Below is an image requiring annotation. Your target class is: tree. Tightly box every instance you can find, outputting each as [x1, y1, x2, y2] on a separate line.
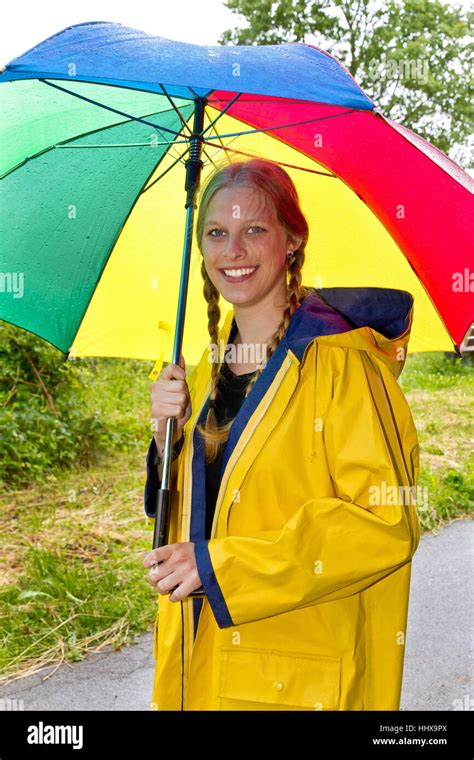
[219, 0, 473, 168]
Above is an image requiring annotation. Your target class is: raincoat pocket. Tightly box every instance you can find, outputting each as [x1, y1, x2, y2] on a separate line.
[217, 646, 341, 710]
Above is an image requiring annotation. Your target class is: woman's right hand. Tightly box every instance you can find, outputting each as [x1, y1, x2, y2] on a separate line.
[150, 354, 192, 456]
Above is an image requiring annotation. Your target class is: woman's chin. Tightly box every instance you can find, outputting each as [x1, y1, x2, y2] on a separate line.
[222, 289, 260, 306]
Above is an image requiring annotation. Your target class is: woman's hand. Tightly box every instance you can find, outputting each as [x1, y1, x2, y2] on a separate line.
[143, 543, 203, 602]
[151, 354, 192, 455]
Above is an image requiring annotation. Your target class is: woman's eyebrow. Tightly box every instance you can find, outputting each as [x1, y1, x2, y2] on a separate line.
[205, 218, 267, 226]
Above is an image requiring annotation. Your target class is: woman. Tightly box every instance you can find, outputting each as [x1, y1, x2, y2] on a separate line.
[143, 158, 421, 711]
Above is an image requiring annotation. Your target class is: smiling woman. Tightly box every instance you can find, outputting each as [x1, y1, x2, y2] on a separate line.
[143, 157, 421, 712]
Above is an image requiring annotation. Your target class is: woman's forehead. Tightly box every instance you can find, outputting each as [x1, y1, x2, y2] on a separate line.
[205, 187, 275, 221]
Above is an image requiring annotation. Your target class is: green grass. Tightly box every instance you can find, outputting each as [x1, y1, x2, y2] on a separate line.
[399, 352, 473, 531]
[0, 351, 471, 682]
[0, 449, 157, 683]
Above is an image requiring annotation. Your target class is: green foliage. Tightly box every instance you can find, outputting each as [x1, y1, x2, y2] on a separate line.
[399, 350, 473, 392]
[0, 453, 157, 679]
[416, 467, 474, 530]
[220, 0, 473, 167]
[0, 322, 151, 487]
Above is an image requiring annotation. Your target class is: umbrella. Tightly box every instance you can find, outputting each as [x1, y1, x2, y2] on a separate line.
[1, 21, 473, 591]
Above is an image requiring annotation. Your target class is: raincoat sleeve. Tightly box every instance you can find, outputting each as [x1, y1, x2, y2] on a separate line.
[143, 433, 185, 518]
[193, 347, 421, 629]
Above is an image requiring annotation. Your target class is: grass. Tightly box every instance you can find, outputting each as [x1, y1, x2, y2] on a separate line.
[0, 352, 472, 684]
[399, 352, 473, 532]
[0, 449, 157, 685]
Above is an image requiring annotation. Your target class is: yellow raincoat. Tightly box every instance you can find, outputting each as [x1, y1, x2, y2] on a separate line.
[144, 286, 421, 711]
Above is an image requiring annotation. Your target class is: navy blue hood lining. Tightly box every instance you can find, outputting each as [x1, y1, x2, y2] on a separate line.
[309, 287, 413, 341]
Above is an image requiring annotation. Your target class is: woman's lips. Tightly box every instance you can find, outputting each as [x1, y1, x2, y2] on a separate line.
[219, 266, 259, 283]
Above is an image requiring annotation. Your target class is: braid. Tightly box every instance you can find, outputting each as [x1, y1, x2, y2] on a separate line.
[242, 247, 308, 400]
[196, 257, 235, 463]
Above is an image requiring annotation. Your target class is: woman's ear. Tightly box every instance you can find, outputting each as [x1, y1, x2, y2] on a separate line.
[288, 235, 303, 251]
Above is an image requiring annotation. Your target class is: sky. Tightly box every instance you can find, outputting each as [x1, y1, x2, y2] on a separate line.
[2, 0, 470, 62]
[1, 0, 247, 63]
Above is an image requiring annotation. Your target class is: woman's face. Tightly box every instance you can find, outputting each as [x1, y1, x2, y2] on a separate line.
[201, 185, 299, 308]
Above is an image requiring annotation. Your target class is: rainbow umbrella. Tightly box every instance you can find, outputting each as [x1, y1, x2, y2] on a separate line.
[1, 19, 473, 369]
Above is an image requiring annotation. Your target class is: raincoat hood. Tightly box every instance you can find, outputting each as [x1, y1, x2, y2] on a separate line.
[279, 286, 414, 380]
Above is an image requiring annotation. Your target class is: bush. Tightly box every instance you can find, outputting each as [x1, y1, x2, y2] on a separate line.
[0, 322, 151, 487]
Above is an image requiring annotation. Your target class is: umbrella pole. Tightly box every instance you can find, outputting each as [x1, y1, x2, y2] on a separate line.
[152, 96, 207, 598]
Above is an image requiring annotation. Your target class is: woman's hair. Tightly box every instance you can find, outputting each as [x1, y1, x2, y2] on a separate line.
[195, 157, 310, 464]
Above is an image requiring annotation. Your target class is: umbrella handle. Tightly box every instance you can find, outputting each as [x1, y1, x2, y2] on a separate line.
[152, 486, 206, 598]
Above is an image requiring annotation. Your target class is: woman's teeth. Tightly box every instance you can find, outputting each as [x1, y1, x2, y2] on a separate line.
[223, 267, 256, 278]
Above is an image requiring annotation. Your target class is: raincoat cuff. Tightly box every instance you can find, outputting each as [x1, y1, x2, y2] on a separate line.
[144, 436, 159, 518]
[194, 540, 234, 629]
[143, 435, 184, 518]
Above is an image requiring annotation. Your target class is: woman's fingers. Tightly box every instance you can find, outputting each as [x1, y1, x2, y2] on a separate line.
[168, 574, 203, 602]
[143, 546, 172, 567]
[156, 569, 182, 595]
[144, 543, 201, 600]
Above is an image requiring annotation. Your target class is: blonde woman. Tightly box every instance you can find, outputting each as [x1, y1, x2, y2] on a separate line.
[143, 158, 421, 711]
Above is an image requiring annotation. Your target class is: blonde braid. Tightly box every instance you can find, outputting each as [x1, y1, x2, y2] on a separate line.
[243, 246, 308, 400]
[196, 257, 235, 463]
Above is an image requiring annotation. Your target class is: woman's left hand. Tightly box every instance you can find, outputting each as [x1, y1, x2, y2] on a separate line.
[143, 543, 203, 602]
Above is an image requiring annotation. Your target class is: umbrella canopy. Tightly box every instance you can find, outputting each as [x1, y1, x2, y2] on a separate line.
[1, 20, 473, 365]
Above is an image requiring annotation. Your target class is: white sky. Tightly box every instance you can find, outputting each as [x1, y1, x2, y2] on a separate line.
[1, 0, 247, 63]
[2, 0, 470, 63]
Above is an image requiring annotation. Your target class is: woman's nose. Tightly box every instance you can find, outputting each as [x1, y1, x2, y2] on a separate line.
[224, 234, 246, 258]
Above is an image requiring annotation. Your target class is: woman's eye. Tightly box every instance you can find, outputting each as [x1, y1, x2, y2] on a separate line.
[207, 226, 265, 237]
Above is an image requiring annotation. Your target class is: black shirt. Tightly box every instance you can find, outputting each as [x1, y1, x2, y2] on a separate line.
[204, 359, 257, 540]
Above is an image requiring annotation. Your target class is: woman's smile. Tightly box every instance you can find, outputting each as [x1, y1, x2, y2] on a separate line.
[219, 265, 259, 282]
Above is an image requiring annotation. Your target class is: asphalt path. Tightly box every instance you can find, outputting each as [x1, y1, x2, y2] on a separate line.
[0, 518, 471, 711]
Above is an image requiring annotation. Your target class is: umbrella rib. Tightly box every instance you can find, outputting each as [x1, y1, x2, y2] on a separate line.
[200, 92, 243, 137]
[159, 84, 193, 135]
[39, 79, 184, 138]
[65, 144, 180, 355]
[141, 147, 189, 194]
[202, 108, 361, 141]
[140, 122, 193, 195]
[0, 102, 194, 180]
[201, 141, 337, 178]
[203, 107, 233, 166]
[201, 146, 222, 170]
